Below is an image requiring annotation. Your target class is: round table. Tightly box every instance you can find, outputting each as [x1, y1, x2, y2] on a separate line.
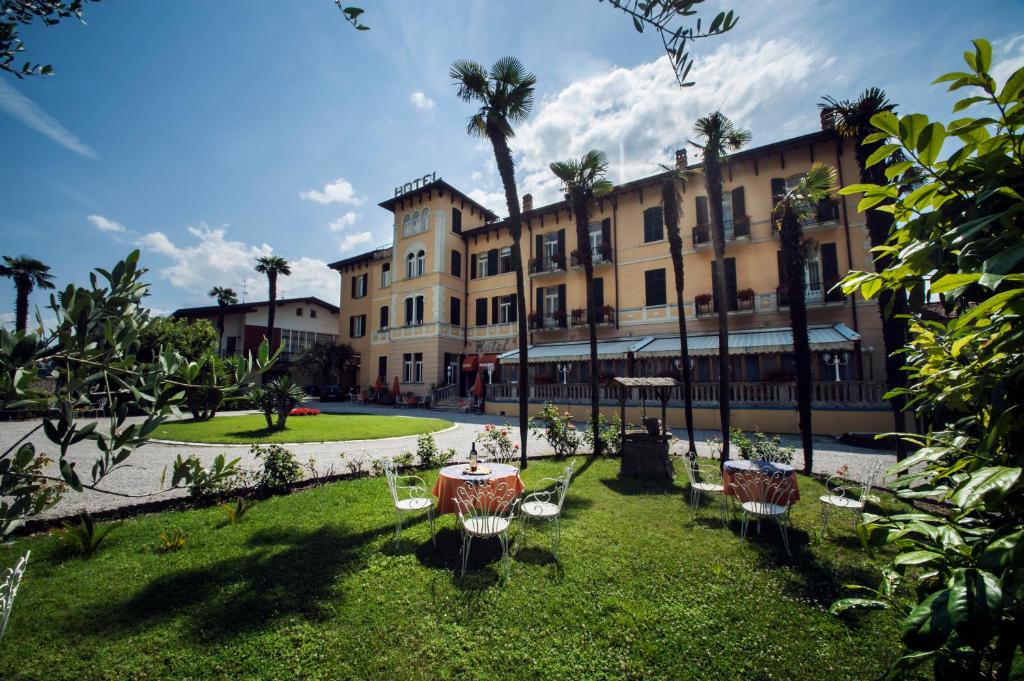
[431, 463, 524, 515]
[722, 460, 800, 505]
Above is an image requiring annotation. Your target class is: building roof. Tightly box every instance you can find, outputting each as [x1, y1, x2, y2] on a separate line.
[328, 245, 393, 271]
[498, 337, 654, 363]
[172, 296, 339, 318]
[635, 323, 860, 358]
[377, 178, 499, 222]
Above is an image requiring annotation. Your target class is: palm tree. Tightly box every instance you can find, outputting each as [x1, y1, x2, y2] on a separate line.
[659, 165, 697, 455]
[773, 162, 838, 475]
[451, 56, 536, 470]
[691, 112, 750, 465]
[0, 255, 55, 333]
[208, 286, 238, 352]
[819, 88, 910, 459]
[254, 256, 290, 354]
[550, 150, 614, 456]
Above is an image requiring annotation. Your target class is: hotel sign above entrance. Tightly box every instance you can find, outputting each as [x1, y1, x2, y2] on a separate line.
[394, 171, 438, 197]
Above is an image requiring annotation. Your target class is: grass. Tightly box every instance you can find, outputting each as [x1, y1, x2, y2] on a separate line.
[152, 413, 454, 444]
[0, 458, 912, 680]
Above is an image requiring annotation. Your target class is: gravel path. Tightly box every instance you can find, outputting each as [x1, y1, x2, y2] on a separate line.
[1, 402, 895, 520]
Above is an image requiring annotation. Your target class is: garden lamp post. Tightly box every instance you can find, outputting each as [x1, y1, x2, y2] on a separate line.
[446, 364, 453, 386]
[486, 366, 494, 384]
[861, 345, 875, 380]
[822, 351, 850, 382]
[559, 362, 572, 384]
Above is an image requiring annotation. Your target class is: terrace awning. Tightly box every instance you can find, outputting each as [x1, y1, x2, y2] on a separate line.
[635, 323, 860, 358]
[498, 336, 654, 364]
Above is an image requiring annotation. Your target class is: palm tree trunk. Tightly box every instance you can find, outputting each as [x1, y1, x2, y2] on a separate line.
[14, 278, 30, 333]
[780, 209, 814, 474]
[217, 311, 225, 355]
[488, 128, 530, 470]
[267, 274, 278, 354]
[704, 161, 731, 464]
[663, 178, 696, 454]
[570, 196, 602, 457]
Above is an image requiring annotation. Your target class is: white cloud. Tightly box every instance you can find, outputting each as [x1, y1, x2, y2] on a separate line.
[410, 91, 436, 110]
[339, 231, 373, 253]
[299, 177, 365, 205]
[471, 171, 482, 181]
[466, 188, 506, 213]
[0, 79, 98, 159]
[511, 39, 817, 206]
[992, 33, 1024, 87]
[87, 214, 126, 233]
[328, 211, 359, 231]
[135, 224, 339, 303]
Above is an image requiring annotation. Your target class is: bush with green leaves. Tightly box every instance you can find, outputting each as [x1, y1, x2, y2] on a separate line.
[221, 498, 250, 524]
[58, 511, 120, 558]
[529, 403, 580, 458]
[413, 432, 454, 468]
[831, 39, 1024, 679]
[583, 413, 623, 456]
[0, 251, 276, 538]
[169, 453, 242, 499]
[157, 528, 187, 552]
[475, 423, 519, 464]
[392, 452, 415, 470]
[729, 428, 794, 465]
[246, 376, 309, 430]
[251, 443, 302, 490]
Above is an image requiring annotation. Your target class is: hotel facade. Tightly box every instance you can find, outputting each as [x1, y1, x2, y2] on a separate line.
[328, 129, 894, 435]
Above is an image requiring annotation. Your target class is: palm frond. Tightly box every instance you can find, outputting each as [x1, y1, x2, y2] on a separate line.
[449, 59, 490, 103]
[466, 113, 488, 139]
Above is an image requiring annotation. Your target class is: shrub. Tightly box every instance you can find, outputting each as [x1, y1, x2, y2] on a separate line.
[475, 424, 518, 464]
[415, 433, 437, 467]
[582, 414, 624, 457]
[345, 457, 367, 477]
[251, 444, 302, 490]
[170, 453, 242, 498]
[393, 452, 415, 469]
[289, 407, 321, 416]
[59, 511, 120, 558]
[158, 528, 187, 552]
[530, 403, 580, 458]
[370, 458, 385, 477]
[729, 428, 794, 465]
[221, 498, 250, 524]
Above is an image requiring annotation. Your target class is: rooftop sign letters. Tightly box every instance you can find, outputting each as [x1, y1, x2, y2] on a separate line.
[394, 171, 438, 198]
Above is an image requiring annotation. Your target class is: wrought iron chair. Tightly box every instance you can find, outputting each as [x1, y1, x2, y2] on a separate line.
[731, 471, 795, 556]
[1, 551, 30, 644]
[519, 460, 576, 559]
[383, 461, 434, 549]
[684, 457, 729, 525]
[453, 480, 520, 579]
[820, 463, 881, 533]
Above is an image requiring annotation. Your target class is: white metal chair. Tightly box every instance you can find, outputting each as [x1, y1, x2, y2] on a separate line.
[731, 471, 795, 556]
[519, 460, 576, 559]
[383, 461, 434, 549]
[453, 480, 520, 579]
[820, 463, 881, 533]
[1, 551, 30, 644]
[684, 457, 729, 525]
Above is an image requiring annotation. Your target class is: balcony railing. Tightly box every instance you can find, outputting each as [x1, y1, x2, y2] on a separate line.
[694, 295, 754, 316]
[776, 281, 844, 307]
[692, 217, 751, 247]
[570, 245, 614, 268]
[529, 253, 566, 275]
[487, 380, 887, 407]
[529, 313, 568, 330]
[570, 307, 615, 326]
[773, 199, 841, 236]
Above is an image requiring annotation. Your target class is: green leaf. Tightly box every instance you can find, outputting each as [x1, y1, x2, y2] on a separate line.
[633, 16, 643, 32]
[899, 113, 929, 149]
[953, 96, 988, 112]
[838, 183, 882, 195]
[871, 111, 900, 136]
[978, 530, 1024, 570]
[902, 589, 953, 651]
[999, 65, 1024, 104]
[916, 122, 946, 166]
[929, 273, 979, 294]
[829, 598, 889, 615]
[950, 466, 1021, 510]
[947, 568, 1001, 639]
[973, 38, 992, 73]
[865, 143, 900, 169]
[894, 550, 943, 567]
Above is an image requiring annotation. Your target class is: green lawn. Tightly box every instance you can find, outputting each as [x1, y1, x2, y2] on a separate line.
[152, 413, 453, 444]
[0, 457, 913, 680]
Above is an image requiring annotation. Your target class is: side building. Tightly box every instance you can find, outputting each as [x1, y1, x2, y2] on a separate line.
[329, 129, 893, 435]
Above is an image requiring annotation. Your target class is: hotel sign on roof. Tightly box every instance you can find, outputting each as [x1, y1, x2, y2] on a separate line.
[394, 171, 438, 197]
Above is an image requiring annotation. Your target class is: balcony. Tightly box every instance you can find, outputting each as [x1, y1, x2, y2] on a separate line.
[570, 306, 616, 327]
[692, 217, 751, 248]
[529, 253, 566, 276]
[570, 244, 614, 268]
[694, 293, 755, 316]
[776, 281, 845, 307]
[773, 198, 841, 237]
[529, 312, 567, 331]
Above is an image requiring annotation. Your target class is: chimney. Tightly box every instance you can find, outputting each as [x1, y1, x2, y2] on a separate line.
[522, 193, 533, 212]
[675, 148, 688, 169]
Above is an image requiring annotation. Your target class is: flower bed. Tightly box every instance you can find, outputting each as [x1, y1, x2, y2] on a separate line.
[289, 407, 321, 417]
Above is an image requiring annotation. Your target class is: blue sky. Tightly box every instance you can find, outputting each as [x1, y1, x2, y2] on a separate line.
[2, 0, 1023, 323]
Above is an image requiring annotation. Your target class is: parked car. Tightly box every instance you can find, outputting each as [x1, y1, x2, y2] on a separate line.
[320, 384, 345, 402]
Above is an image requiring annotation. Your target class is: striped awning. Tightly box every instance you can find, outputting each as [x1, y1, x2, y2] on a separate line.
[498, 337, 653, 363]
[635, 323, 860, 358]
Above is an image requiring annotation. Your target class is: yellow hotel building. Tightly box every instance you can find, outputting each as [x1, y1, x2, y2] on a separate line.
[328, 129, 894, 435]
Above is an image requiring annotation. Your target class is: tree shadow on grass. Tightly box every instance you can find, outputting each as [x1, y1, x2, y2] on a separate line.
[599, 476, 682, 496]
[75, 516, 430, 643]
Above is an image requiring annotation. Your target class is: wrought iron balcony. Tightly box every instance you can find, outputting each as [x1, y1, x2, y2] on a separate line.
[776, 280, 845, 307]
[529, 312, 568, 330]
[692, 217, 751, 247]
[570, 244, 614, 268]
[529, 253, 566, 275]
[570, 307, 615, 327]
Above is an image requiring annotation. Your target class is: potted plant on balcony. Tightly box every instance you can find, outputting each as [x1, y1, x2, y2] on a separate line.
[570, 307, 586, 326]
[597, 242, 613, 261]
[552, 309, 567, 326]
[600, 304, 615, 324]
[528, 311, 544, 329]
[737, 288, 755, 310]
[694, 292, 713, 315]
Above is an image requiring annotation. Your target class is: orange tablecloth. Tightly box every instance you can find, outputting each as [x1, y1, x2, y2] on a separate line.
[722, 460, 800, 505]
[431, 463, 524, 515]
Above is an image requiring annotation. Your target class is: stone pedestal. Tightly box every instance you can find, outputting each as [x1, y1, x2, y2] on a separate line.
[619, 434, 674, 480]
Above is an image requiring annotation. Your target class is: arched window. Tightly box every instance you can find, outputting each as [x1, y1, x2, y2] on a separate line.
[406, 252, 416, 279]
[420, 208, 430, 233]
[403, 214, 412, 238]
[416, 250, 426, 276]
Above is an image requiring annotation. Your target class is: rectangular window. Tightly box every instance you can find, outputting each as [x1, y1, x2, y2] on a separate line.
[381, 264, 391, 288]
[352, 273, 367, 298]
[500, 247, 512, 273]
[451, 250, 461, 278]
[450, 297, 461, 326]
[414, 353, 423, 383]
[711, 258, 738, 311]
[645, 268, 667, 306]
[414, 295, 424, 324]
[403, 353, 413, 382]
[404, 297, 414, 325]
[499, 295, 512, 323]
[475, 298, 488, 326]
[377, 356, 387, 382]
[476, 253, 489, 278]
[310, 309, 317, 318]
[349, 315, 366, 338]
[452, 208, 462, 234]
[643, 206, 664, 243]
[379, 305, 389, 330]
[296, 308, 303, 316]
